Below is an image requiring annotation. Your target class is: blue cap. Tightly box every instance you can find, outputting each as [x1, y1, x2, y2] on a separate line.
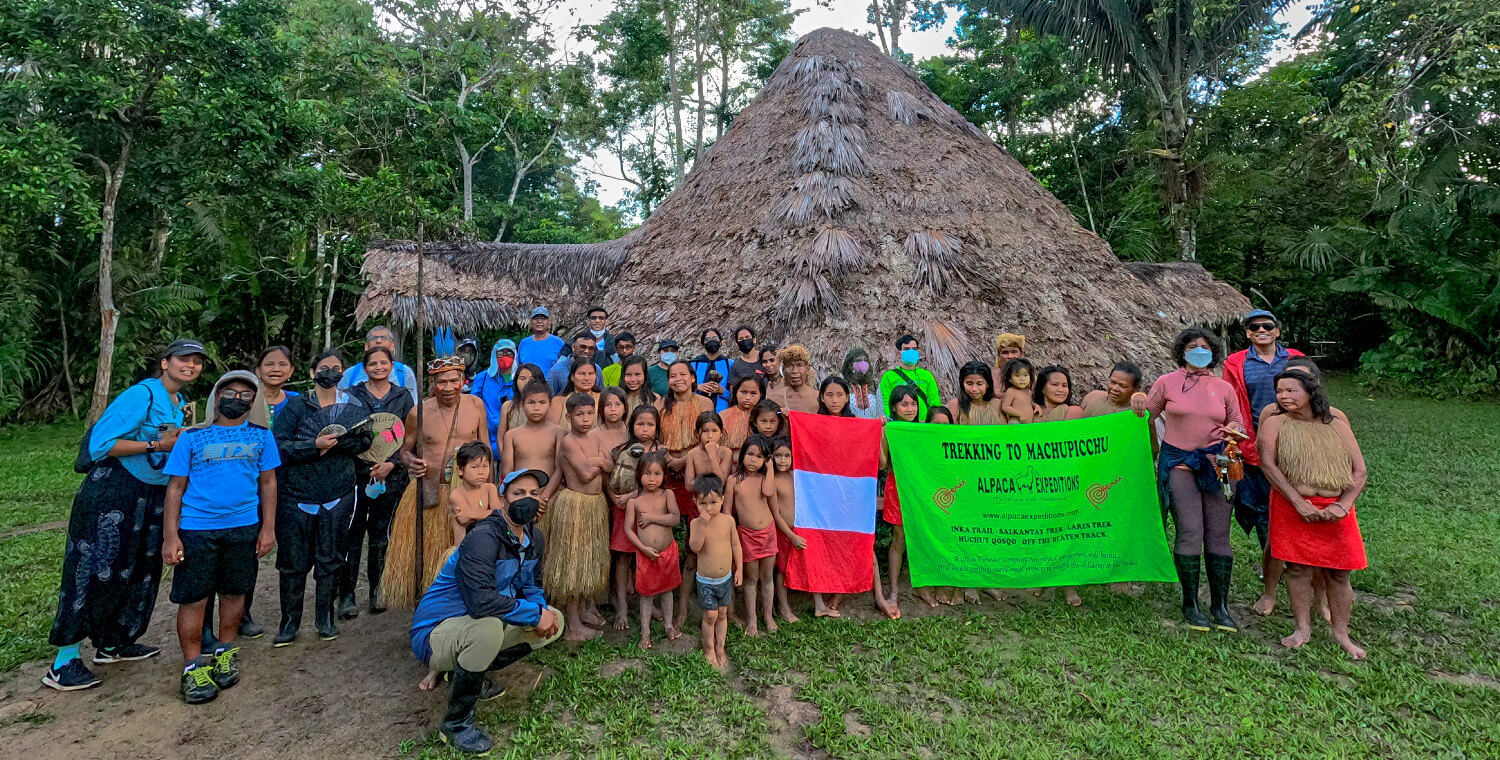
[501, 468, 550, 489]
[529, 306, 550, 318]
[1243, 309, 1277, 325]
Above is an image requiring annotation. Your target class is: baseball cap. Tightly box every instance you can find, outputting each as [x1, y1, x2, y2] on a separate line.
[163, 338, 208, 358]
[501, 468, 550, 489]
[1243, 309, 1277, 325]
[530, 306, 550, 319]
[658, 338, 680, 350]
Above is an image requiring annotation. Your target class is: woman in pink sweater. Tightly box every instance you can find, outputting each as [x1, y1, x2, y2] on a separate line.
[1132, 328, 1245, 633]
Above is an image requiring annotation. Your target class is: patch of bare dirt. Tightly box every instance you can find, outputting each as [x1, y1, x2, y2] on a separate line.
[0, 556, 434, 760]
[1430, 670, 1500, 691]
[598, 659, 645, 678]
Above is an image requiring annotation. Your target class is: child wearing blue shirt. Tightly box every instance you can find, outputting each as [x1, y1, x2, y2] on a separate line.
[162, 370, 280, 704]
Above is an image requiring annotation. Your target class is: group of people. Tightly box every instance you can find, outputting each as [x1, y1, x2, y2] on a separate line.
[41, 305, 1371, 754]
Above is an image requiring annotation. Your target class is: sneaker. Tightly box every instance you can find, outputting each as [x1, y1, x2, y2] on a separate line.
[42, 659, 101, 691]
[93, 643, 161, 664]
[211, 645, 241, 690]
[180, 658, 220, 704]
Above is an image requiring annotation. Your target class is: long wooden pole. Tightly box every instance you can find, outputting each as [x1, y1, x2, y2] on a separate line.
[412, 221, 426, 597]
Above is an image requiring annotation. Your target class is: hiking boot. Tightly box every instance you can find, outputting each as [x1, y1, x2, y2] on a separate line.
[338, 592, 359, 620]
[93, 643, 161, 664]
[440, 666, 494, 754]
[1206, 553, 1240, 632]
[42, 659, 101, 691]
[272, 622, 298, 647]
[1174, 554, 1212, 632]
[211, 645, 241, 690]
[180, 657, 220, 704]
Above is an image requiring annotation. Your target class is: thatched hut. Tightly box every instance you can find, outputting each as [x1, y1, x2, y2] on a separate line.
[358, 28, 1249, 390]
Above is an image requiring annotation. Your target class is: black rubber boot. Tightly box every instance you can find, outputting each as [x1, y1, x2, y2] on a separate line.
[337, 592, 359, 620]
[441, 666, 494, 754]
[367, 540, 388, 614]
[477, 643, 533, 701]
[239, 586, 265, 638]
[315, 581, 340, 641]
[1206, 553, 1239, 632]
[1174, 554, 1212, 632]
[201, 595, 221, 652]
[274, 575, 304, 647]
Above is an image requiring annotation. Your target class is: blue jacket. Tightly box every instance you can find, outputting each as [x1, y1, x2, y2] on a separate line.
[469, 372, 513, 454]
[409, 512, 547, 665]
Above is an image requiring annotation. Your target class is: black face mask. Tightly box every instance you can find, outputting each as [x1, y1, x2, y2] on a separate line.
[217, 397, 253, 420]
[705, 339, 722, 354]
[507, 497, 541, 526]
[313, 368, 341, 389]
[737, 338, 755, 353]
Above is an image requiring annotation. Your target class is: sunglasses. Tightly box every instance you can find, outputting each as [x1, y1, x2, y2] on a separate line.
[1247, 323, 1277, 332]
[218, 389, 256, 401]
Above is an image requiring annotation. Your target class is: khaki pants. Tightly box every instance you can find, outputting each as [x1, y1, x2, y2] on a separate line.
[427, 608, 565, 673]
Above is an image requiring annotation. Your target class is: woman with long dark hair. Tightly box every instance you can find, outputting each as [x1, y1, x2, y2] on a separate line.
[44, 339, 206, 691]
[1258, 371, 1369, 659]
[341, 347, 415, 617]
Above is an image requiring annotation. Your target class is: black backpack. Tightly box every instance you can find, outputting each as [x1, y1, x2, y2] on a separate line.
[74, 382, 169, 474]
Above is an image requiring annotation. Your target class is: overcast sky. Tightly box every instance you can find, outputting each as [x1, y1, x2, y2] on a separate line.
[546, 0, 1317, 209]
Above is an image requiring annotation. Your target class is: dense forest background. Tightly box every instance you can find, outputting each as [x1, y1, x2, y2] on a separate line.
[1, 0, 1496, 422]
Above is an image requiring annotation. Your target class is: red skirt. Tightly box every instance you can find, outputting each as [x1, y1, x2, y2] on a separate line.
[738, 523, 778, 562]
[1269, 491, 1367, 570]
[667, 468, 698, 521]
[881, 471, 902, 525]
[775, 529, 791, 572]
[635, 541, 682, 596]
[609, 504, 635, 553]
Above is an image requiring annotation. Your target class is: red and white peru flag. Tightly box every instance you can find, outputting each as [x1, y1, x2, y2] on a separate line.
[782, 411, 883, 594]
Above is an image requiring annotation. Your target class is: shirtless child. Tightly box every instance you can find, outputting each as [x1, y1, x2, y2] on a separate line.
[543, 393, 615, 641]
[688, 474, 742, 670]
[999, 358, 1037, 423]
[625, 451, 682, 648]
[769, 437, 803, 623]
[725, 435, 779, 635]
[503, 381, 563, 500]
[683, 411, 734, 624]
[447, 441, 499, 545]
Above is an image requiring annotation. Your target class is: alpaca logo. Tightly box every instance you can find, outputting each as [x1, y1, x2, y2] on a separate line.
[1086, 477, 1123, 509]
[932, 480, 966, 514]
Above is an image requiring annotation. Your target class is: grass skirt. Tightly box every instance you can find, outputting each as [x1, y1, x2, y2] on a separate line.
[379, 480, 457, 609]
[541, 488, 609, 601]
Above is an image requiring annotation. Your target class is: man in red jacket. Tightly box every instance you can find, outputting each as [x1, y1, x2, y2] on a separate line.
[1221, 309, 1304, 615]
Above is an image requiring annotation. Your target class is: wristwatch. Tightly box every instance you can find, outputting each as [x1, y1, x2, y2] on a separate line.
[146, 440, 158, 454]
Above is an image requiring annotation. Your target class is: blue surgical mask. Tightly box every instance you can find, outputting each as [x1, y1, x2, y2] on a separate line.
[661, 352, 678, 365]
[590, 328, 606, 339]
[1184, 347, 1214, 369]
[900, 349, 920, 365]
[365, 480, 386, 499]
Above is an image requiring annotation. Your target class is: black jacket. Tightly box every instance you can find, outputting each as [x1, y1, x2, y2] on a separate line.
[272, 390, 372, 504]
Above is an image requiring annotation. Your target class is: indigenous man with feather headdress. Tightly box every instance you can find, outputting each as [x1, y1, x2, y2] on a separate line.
[380, 355, 490, 609]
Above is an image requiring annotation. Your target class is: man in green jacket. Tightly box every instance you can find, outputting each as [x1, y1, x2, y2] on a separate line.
[878, 334, 941, 420]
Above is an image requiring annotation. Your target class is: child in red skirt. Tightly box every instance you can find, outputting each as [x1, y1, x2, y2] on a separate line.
[625, 451, 682, 649]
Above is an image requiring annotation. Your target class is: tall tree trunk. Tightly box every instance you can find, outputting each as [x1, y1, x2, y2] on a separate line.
[887, 0, 904, 58]
[870, 1, 890, 55]
[59, 288, 78, 418]
[665, 5, 686, 184]
[323, 229, 338, 351]
[456, 136, 475, 222]
[149, 209, 171, 274]
[312, 221, 326, 344]
[693, 1, 706, 164]
[717, 36, 731, 139]
[1159, 97, 1196, 261]
[87, 138, 133, 424]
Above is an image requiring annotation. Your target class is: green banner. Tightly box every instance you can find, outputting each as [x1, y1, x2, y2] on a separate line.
[887, 411, 1174, 588]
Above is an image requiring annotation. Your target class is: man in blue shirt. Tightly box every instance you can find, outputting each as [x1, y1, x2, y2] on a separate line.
[410, 487, 562, 753]
[339, 326, 418, 403]
[516, 306, 565, 373]
[545, 332, 602, 394]
[162, 370, 280, 704]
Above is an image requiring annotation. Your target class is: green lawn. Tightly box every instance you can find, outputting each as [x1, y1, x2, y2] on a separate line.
[3, 381, 1498, 758]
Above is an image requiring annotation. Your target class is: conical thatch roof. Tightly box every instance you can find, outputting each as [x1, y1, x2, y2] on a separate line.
[359, 28, 1249, 390]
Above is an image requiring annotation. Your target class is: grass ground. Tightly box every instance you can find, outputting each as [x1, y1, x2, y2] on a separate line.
[2, 378, 1497, 758]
